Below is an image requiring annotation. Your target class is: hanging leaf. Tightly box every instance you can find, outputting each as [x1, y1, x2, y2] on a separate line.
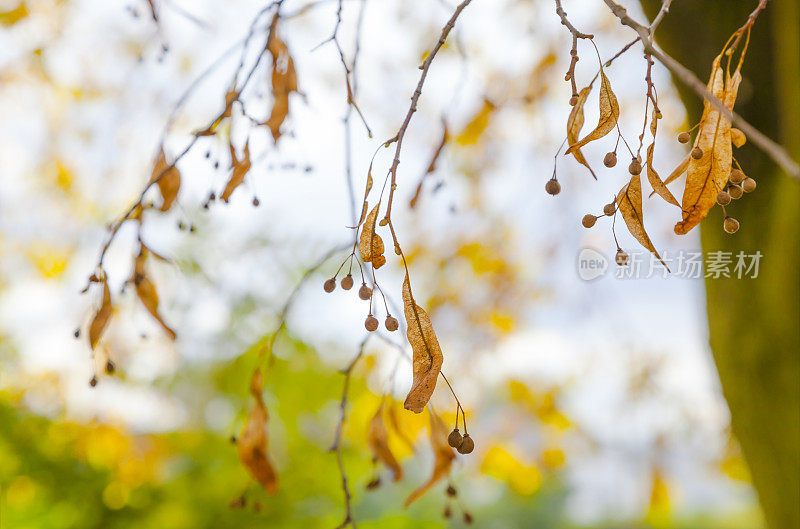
[646, 143, 680, 207]
[221, 140, 252, 202]
[359, 204, 386, 269]
[261, 30, 298, 142]
[132, 247, 176, 340]
[616, 174, 669, 270]
[660, 154, 691, 189]
[237, 368, 278, 494]
[368, 403, 403, 482]
[675, 56, 741, 235]
[88, 277, 112, 350]
[730, 128, 746, 148]
[565, 70, 619, 155]
[402, 274, 443, 413]
[150, 149, 181, 212]
[566, 86, 596, 179]
[455, 99, 494, 146]
[404, 411, 455, 507]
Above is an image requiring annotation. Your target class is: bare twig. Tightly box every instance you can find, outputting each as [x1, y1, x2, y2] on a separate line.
[601, 0, 800, 179]
[383, 0, 473, 223]
[554, 0, 594, 101]
[330, 338, 368, 529]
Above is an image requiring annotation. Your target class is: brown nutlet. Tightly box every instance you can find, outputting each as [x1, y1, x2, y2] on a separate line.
[457, 434, 475, 454]
[447, 429, 463, 448]
[358, 284, 372, 300]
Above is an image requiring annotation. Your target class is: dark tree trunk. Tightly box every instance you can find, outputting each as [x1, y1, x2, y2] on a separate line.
[638, 1, 800, 528]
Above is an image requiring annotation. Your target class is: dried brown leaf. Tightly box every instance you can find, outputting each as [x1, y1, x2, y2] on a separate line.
[730, 128, 746, 148]
[675, 57, 741, 235]
[237, 368, 278, 494]
[402, 274, 443, 413]
[566, 86, 596, 179]
[368, 403, 403, 482]
[359, 204, 386, 269]
[616, 173, 669, 270]
[88, 278, 112, 350]
[150, 149, 181, 212]
[646, 143, 680, 207]
[404, 411, 454, 507]
[221, 141, 252, 202]
[661, 154, 691, 189]
[565, 70, 619, 155]
[133, 248, 176, 340]
[261, 33, 298, 142]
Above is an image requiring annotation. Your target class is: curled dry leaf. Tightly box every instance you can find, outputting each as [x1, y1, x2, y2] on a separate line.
[353, 163, 375, 228]
[675, 56, 741, 235]
[402, 274, 443, 413]
[150, 149, 181, 212]
[730, 128, 746, 148]
[616, 174, 669, 270]
[237, 368, 278, 494]
[565, 70, 619, 155]
[132, 247, 177, 340]
[221, 140, 252, 202]
[660, 154, 691, 189]
[359, 204, 386, 269]
[646, 143, 680, 207]
[566, 86, 596, 179]
[88, 277, 112, 350]
[404, 411, 455, 507]
[368, 403, 403, 482]
[261, 29, 298, 142]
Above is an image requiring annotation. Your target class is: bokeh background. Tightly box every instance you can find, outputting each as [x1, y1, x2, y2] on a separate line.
[1, 0, 796, 527]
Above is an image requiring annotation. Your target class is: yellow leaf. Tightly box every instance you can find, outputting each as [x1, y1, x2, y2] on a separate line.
[149, 149, 181, 212]
[220, 140, 252, 202]
[565, 70, 619, 155]
[730, 127, 746, 148]
[456, 100, 495, 146]
[675, 56, 741, 235]
[368, 403, 403, 481]
[616, 173, 669, 270]
[89, 279, 112, 350]
[132, 247, 176, 340]
[404, 412, 454, 507]
[402, 274, 443, 413]
[358, 204, 386, 269]
[645, 468, 671, 525]
[261, 30, 298, 142]
[481, 445, 541, 495]
[237, 369, 278, 494]
[27, 244, 69, 279]
[0, 2, 28, 27]
[566, 86, 596, 178]
[646, 143, 680, 207]
[489, 311, 515, 333]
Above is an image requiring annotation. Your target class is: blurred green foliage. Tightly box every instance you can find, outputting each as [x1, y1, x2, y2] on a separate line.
[0, 337, 759, 528]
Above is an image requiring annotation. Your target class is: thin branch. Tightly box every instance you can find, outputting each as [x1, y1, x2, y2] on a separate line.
[330, 338, 368, 529]
[383, 0, 473, 223]
[554, 0, 594, 101]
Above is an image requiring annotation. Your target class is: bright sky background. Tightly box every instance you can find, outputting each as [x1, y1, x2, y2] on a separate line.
[0, 0, 756, 523]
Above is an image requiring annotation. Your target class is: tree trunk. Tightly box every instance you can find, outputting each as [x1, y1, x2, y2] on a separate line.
[639, 1, 800, 528]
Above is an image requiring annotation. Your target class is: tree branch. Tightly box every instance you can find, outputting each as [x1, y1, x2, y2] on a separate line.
[601, 0, 800, 179]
